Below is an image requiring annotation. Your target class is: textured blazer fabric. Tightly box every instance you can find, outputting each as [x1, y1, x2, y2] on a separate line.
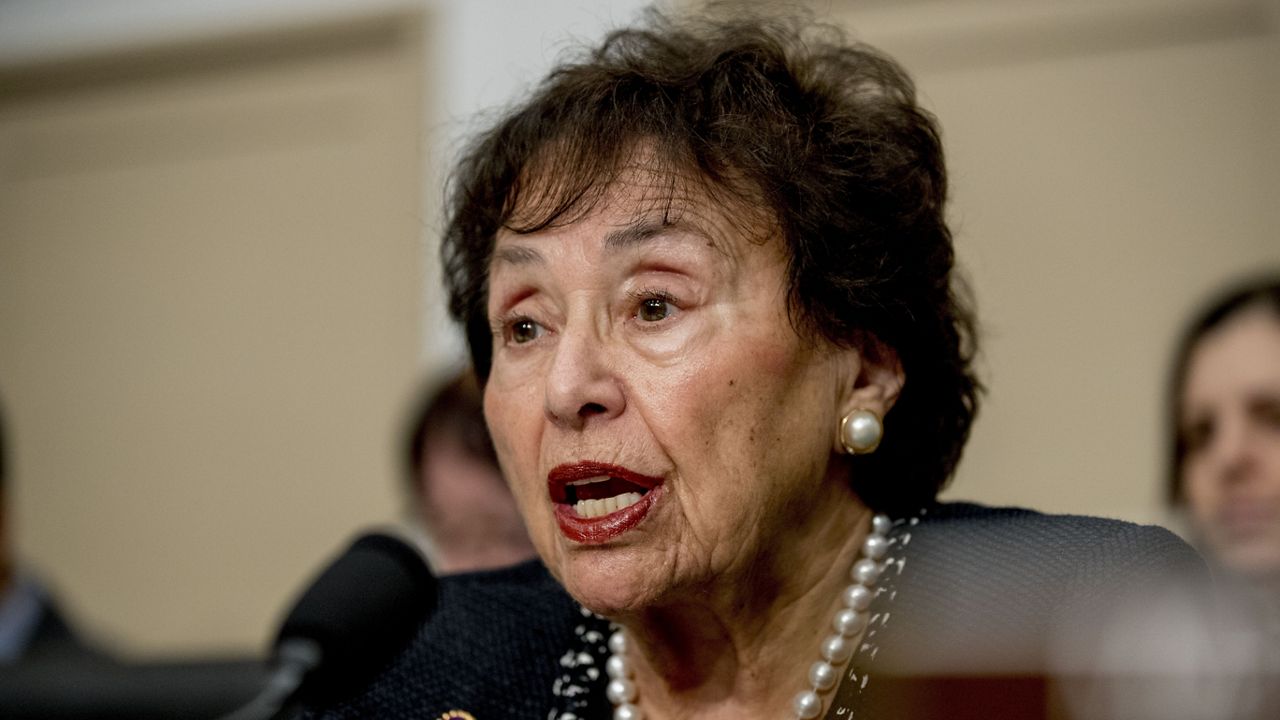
[302, 503, 1213, 720]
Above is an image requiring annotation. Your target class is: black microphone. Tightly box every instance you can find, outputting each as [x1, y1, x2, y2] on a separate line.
[220, 532, 438, 720]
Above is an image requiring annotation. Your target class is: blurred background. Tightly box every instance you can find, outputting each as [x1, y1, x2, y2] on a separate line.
[0, 0, 1277, 660]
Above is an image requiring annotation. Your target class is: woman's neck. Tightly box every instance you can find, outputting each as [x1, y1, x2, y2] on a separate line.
[615, 486, 873, 720]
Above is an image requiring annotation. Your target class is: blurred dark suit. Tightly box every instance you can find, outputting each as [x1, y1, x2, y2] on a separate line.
[0, 575, 108, 666]
[0, 576, 267, 720]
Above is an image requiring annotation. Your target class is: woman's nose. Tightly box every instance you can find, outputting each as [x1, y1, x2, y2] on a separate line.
[543, 321, 625, 430]
[1212, 416, 1258, 484]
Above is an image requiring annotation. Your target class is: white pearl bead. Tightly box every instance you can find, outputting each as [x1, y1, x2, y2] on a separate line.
[604, 676, 634, 702]
[608, 630, 628, 655]
[821, 633, 854, 663]
[606, 678, 637, 704]
[606, 654, 630, 679]
[613, 703, 643, 720]
[792, 689, 823, 719]
[808, 660, 837, 691]
[851, 558, 881, 585]
[841, 410, 881, 452]
[842, 584, 874, 611]
[833, 608, 868, 636]
[862, 534, 888, 560]
[872, 513, 892, 535]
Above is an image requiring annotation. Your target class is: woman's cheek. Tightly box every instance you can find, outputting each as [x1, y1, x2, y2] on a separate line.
[625, 318, 684, 359]
[1184, 463, 1219, 532]
[485, 365, 544, 480]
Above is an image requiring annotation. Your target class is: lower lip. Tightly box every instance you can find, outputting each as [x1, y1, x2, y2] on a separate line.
[553, 486, 663, 544]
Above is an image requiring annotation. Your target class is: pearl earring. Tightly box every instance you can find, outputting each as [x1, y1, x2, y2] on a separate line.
[839, 409, 882, 454]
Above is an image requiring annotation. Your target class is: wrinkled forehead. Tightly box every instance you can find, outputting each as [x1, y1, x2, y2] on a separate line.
[500, 142, 777, 254]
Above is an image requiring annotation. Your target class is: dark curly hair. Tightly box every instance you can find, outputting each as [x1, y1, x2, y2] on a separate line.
[442, 7, 980, 515]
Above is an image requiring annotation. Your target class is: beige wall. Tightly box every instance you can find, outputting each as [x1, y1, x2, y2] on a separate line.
[2, 0, 1278, 658]
[0, 13, 428, 656]
[826, 0, 1280, 524]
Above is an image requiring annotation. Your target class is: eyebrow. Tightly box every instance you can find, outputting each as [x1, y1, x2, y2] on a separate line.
[491, 244, 544, 267]
[602, 218, 671, 251]
[491, 217, 683, 267]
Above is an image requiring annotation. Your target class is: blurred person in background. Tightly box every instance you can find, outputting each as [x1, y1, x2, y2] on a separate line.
[402, 370, 537, 575]
[1170, 275, 1280, 717]
[0, 396, 107, 665]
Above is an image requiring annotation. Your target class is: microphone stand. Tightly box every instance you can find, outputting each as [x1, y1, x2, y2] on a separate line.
[217, 639, 320, 720]
[215, 531, 436, 720]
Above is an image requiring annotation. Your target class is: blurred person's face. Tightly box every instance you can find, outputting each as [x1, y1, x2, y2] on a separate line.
[1180, 306, 1280, 584]
[480, 168, 886, 617]
[419, 438, 536, 574]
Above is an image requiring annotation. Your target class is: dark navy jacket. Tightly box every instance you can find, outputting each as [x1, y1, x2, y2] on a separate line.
[303, 503, 1210, 720]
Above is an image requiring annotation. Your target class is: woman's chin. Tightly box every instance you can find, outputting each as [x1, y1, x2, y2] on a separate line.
[1216, 540, 1280, 583]
[553, 549, 666, 617]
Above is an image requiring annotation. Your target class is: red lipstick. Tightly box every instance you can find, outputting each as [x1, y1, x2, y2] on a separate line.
[548, 462, 665, 544]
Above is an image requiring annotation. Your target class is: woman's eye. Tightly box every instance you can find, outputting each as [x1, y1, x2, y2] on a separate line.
[637, 297, 674, 323]
[1253, 398, 1280, 429]
[510, 319, 543, 343]
[1182, 418, 1213, 454]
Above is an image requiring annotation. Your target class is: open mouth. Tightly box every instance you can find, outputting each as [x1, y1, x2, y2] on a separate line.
[555, 476, 650, 518]
[547, 462, 664, 542]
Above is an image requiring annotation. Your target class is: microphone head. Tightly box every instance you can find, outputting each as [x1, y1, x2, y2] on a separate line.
[275, 532, 437, 704]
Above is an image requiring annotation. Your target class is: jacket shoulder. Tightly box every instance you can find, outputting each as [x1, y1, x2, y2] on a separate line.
[912, 502, 1204, 585]
[304, 560, 581, 719]
[874, 502, 1208, 674]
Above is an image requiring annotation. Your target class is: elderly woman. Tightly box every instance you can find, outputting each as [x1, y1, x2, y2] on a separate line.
[306, 9, 1208, 720]
[1168, 276, 1280, 719]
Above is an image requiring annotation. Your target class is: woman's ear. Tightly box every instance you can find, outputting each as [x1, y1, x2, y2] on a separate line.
[836, 334, 904, 421]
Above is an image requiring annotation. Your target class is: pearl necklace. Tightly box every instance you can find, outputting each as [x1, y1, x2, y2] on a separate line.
[604, 513, 894, 720]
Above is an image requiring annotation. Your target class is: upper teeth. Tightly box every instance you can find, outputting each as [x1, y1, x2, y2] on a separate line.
[567, 476, 611, 486]
[574, 492, 644, 519]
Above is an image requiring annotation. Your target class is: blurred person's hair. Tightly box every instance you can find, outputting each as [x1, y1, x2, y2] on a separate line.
[402, 370, 497, 502]
[1167, 274, 1280, 504]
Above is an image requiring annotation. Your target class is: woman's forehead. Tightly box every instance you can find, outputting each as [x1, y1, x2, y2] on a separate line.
[1185, 308, 1280, 401]
[498, 166, 776, 258]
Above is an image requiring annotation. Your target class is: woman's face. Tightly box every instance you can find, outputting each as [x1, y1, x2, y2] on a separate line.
[482, 174, 874, 615]
[1180, 306, 1280, 582]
